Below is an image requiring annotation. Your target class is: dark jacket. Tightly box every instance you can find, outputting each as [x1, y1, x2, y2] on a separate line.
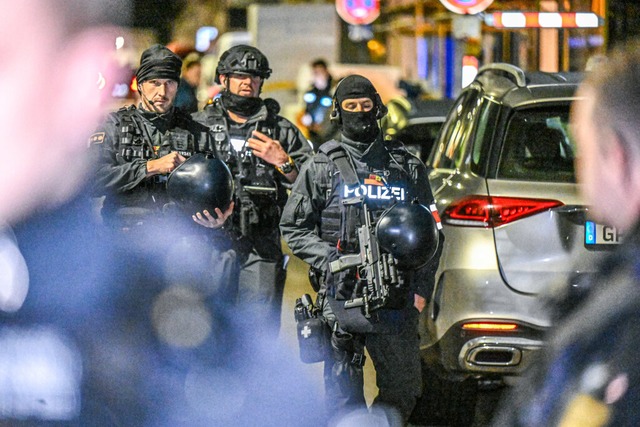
[89, 105, 211, 227]
[193, 97, 312, 241]
[280, 134, 442, 300]
[174, 77, 199, 114]
[492, 222, 640, 426]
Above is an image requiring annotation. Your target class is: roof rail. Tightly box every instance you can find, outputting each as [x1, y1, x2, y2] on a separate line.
[477, 63, 526, 87]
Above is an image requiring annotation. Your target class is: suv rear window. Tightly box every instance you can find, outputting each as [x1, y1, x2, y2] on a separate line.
[430, 90, 480, 169]
[497, 106, 575, 183]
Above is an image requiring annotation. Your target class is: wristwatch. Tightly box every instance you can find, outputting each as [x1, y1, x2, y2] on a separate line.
[276, 156, 295, 175]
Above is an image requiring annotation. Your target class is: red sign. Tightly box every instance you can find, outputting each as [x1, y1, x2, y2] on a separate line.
[439, 0, 494, 15]
[336, 0, 380, 26]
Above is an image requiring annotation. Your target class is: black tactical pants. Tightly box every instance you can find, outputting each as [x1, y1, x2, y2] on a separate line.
[322, 299, 422, 425]
[234, 234, 287, 339]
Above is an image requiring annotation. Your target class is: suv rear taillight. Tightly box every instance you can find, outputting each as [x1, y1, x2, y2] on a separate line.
[442, 195, 563, 227]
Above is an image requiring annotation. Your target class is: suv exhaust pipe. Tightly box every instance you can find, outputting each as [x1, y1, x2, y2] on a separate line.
[459, 337, 543, 373]
[467, 346, 521, 366]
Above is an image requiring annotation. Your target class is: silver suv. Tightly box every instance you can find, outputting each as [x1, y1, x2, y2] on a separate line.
[412, 64, 616, 425]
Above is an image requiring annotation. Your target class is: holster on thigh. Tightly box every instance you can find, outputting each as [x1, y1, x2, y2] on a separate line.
[330, 328, 366, 394]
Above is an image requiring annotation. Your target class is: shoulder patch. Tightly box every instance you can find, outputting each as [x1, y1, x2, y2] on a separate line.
[89, 132, 105, 146]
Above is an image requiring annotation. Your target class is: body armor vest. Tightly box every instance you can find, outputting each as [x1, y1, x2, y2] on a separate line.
[318, 140, 411, 252]
[203, 100, 284, 237]
[116, 107, 196, 163]
[100, 106, 208, 228]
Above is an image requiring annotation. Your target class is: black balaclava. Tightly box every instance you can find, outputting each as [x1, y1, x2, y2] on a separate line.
[334, 75, 382, 143]
[221, 87, 263, 117]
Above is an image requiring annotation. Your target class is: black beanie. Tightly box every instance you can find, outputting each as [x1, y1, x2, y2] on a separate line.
[334, 75, 378, 104]
[136, 44, 182, 84]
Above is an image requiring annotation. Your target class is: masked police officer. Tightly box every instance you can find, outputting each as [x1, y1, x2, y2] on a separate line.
[193, 45, 312, 337]
[280, 75, 443, 425]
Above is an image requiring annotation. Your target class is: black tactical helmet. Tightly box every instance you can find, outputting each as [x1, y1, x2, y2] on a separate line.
[214, 45, 272, 84]
[166, 153, 234, 216]
[376, 200, 439, 269]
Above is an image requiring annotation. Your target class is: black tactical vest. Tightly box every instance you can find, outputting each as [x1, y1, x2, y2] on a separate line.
[200, 100, 285, 237]
[102, 106, 205, 222]
[115, 106, 198, 163]
[317, 140, 413, 253]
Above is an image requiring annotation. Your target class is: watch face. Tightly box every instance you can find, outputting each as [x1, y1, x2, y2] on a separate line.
[280, 162, 293, 173]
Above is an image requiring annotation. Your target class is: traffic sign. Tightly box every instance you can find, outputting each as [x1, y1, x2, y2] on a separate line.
[439, 0, 494, 15]
[336, 0, 380, 26]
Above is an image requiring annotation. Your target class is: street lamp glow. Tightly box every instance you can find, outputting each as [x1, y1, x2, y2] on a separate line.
[462, 56, 478, 88]
[196, 27, 219, 52]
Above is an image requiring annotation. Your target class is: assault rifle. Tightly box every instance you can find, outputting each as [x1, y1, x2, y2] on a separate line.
[329, 198, 401, 318]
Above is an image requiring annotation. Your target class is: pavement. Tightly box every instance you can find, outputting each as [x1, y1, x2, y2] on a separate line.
[279, 245, 505, 426]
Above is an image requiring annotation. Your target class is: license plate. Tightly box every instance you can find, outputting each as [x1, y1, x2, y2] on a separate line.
[584, 220, 622, 248]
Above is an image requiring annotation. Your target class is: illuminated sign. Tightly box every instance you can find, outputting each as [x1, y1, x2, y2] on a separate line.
[439, 0, 494, 15]
[336, 0, 380, 25]
[485, 12, 603, 28]
[343, 184, 406, 201]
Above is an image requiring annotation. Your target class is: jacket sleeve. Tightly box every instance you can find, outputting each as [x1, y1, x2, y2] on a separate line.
[88, 112, 148, 196]
[409, 155, 445, 299]
[280, 157, 338, 272]
[278, 117, 313, 168]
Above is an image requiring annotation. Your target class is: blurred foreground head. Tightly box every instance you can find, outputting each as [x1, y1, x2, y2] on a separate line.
[572, 40, 640, 231]
[0, 0, 126, 224]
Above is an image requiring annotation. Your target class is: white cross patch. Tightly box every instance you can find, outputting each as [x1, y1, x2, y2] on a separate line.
[301, 325, 312, 339]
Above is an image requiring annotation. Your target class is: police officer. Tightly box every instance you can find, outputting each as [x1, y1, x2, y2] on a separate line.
[90, 43, 232, 232]
[491, 41, 640, 427]
[85, 44, 242, 423]
[280, 75, 443, 425]
[193, 45, 312, 337]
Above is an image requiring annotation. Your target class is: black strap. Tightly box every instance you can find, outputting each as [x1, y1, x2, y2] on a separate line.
[318, 141, 359, 187]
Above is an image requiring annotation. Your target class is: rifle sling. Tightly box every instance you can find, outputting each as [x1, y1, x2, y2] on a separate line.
[319, 141, 360, 188]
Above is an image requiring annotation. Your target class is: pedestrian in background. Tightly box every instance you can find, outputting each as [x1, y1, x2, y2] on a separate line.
[175, 52, 202, 113]
[300, 58, 336, 148]
[492, 40, 640, 426]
